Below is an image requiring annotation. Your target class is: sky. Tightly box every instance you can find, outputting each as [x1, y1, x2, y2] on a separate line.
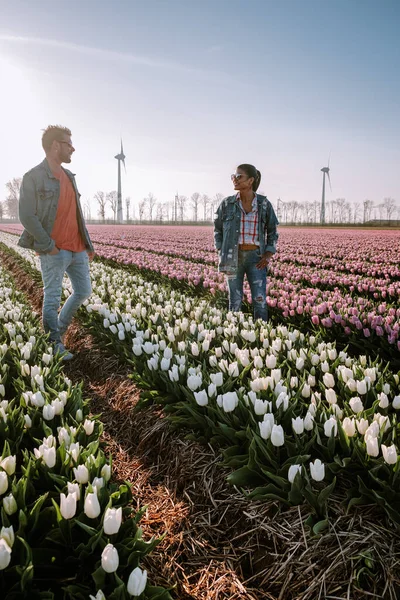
[0, 0, 399, 219]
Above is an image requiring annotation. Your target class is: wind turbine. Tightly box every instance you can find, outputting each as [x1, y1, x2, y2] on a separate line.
[320, 159, 331, 224]
[115, 140, 126, 224]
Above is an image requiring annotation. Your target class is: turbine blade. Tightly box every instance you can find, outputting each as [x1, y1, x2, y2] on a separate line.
[327, 171, 332, 190]
[121, 138, 123, 154]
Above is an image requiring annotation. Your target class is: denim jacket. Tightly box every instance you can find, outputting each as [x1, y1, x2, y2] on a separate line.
[18, 158, 93, 254]
[214, 194, 279, 274]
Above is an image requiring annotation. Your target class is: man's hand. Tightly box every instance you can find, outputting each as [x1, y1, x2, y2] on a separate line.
[256, 252, 272, 270]
[48, 246, 60, 256]
[87, 251, 95, 262]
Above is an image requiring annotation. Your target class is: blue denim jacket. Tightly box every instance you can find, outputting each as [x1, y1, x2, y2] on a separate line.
[18, 158, 93, 254]
[214, 194, 279, 274]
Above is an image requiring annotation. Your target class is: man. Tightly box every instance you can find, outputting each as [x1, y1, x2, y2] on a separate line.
[18, 125, 94, 361]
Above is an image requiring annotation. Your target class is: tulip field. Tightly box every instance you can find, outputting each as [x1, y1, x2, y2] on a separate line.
[1, 223, 400, 599]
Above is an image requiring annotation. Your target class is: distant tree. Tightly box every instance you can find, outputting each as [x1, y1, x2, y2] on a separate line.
[106, 191, 118, 222]
[383, 197, 396, 220]
[0, 201, 4, 220]
[155, 202, 168, 222]
[94, 191, 107, 221]
[353, 202, 361, 223]
[201, 194, 210, 221]
[144, 192, 157, 221]
[138, 199, 147, 222]
[176, 195, 187, 222]
[125, 197, 131, 222]
[211, 193, 224, 218]
[190, 192, 201, 221]
[303, 201, 313, 223]
[5, 177, 21, 220]
[83, 200, 91, 221]
[363, 199, 374, 223]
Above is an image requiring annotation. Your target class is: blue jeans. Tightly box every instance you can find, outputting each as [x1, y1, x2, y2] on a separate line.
[39, 250, 91, 343]
[227, 249, 268, 321]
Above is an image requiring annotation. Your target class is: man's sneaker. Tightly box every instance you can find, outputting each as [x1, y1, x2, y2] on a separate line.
[54, 342, 74, 362]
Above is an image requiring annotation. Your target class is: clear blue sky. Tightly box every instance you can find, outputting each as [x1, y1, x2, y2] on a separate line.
[0, 0, 399, 218]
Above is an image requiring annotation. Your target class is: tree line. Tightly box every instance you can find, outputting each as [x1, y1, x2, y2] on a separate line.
[1, 177, 398, 225]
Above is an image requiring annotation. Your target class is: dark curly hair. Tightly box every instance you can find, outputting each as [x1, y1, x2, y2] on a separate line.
[237, 164, 261, 192]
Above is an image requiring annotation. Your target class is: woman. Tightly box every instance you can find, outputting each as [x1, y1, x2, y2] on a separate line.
[214, 164, 279, 321]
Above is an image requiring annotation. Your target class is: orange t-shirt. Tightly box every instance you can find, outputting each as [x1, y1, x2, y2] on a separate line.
[51, 169, 86, 252]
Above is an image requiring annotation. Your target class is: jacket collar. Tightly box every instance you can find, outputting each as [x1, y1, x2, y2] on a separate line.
[228, 193, 265, 204]
[40, 158, 76, 179]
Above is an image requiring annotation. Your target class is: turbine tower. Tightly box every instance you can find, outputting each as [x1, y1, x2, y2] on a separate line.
[115, 140, 126, 224]
[320, 161, 331, 224]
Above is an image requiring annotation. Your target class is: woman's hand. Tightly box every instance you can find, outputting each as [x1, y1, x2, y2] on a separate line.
[256, 252, 272, 270]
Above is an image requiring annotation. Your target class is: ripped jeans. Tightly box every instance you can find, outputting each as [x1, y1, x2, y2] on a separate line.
[226, 249, 268, 321]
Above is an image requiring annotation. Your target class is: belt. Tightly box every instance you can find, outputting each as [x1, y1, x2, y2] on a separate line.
[239, 244, 259, 250]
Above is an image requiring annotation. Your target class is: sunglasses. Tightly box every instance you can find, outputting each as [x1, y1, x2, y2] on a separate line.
[58, 140, 74, 150]
[231, 173, 245, 181]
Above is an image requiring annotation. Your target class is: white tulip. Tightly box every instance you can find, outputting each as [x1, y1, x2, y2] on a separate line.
[0, 472, 8, 495]
[356, 379, 367, 395]
[194, 390, 208, 407]
[210, 372, 223, 387]
[207, 383, 217, 398]
[0, 525, 14, 548]
[292, 417, 304, 435]
[67, 482, 80, 500]
[92, 477, 104, 493]
[74, 464, 89, 484]
[101, 464, 111, 482]
[24, 414, 32, 428]
[127, 567, 148, 596]
[324, 417, 337, 438]
[301, 384, 311, 398]
[276, 392, 289, 411]
[3, 494, 17, 515]
[75, 409, 83, 422]
[89, 591, 106, 600]
[323, 373, 335, 388]
[254, 399, 268, 416]
[58, 427, 71, 447]
[32, 391, 45, 407]
[103, 506, 122, 535]
[381, 444, 398, 465]
[304, 412, 314, 431]
[356, 418, 369, 435]
[366, 436, 379, 457]
[349, 397, 364, 414]
[288, 464, 302, 483]
[221, 392, 238, 413]
[83, 419, 95, 435]
[325, 389, 337, 405]
[60, 492, 77, 520]
[270, 424, 285, 447]
[392, 395, 400, 409]
[160, 357, 170, 371]
[43, 447, 56, 468]
[259, 420, 272, 440]
[342, 417, 356, 437]
[378, 393, 389, 409]
[43, 404, 55, 421]
[310, 459, 325, 482]
[101, 543, 119, 573]
[0, 538, 12, 570]
[0, 456, 16, 476]
[187, 374, 202, 391]
[84, 489, 101, 519]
